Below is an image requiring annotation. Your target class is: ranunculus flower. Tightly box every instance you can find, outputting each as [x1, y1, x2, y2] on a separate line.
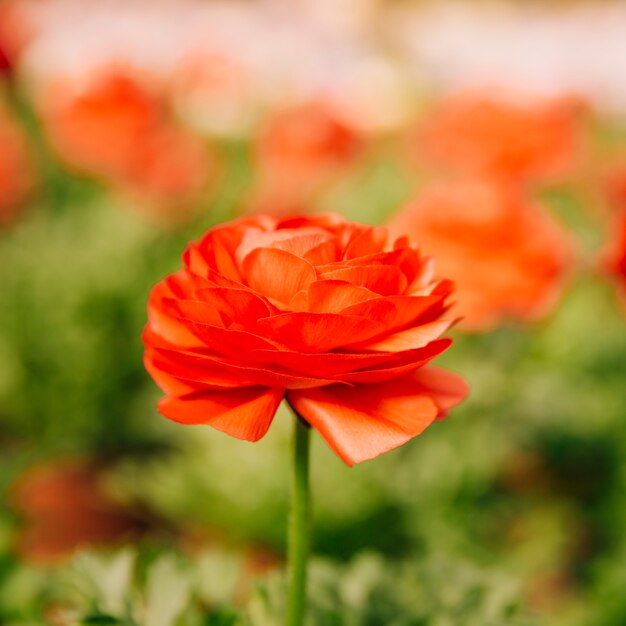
[10, 457, 147, 565]
[414, 94, 583, 183]
[247, 104, 362, 215]
[388, 178, 573, 331]
[40, 71, 214, 213]
[0, 101, 36, 227]
[143, 214, 467, 466]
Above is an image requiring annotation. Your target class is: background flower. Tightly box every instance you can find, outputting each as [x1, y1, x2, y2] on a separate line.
[413, 94, 584, 184]
[0, 99, 36, 226]
[388, 178, 573, 331]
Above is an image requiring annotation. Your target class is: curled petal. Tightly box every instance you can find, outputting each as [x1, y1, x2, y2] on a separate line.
[412, 366, 470, 416]
[288, 376, 442, 466]
[159, 386, 284, 441]
[242, 247, 317, 305]
[145, 343, 340, 390]
[196, 287, 275, 327]
[257, 312, 386, 353]
[343, 226, 388, 259]
[355, 319, 454, 352]
[321, 265, 407, 296]
[342, 294, 447, 331]
[307, 279, 376, 313]
[340, 339, 452, 383]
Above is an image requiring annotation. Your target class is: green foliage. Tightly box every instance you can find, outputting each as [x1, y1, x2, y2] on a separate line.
[0, 546, 539, 626]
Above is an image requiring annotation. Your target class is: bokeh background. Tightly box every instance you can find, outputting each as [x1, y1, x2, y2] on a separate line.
[1, 1, 626, 624]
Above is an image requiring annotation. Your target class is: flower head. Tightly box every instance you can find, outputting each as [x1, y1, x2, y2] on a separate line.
[41, 71, 214, 214]
[388, 178, 573, 331]
[414, 94, 583, 183]
[143, 214, 467, 465]
[0, 101, 36, 227]
[247, 104, 363, 215]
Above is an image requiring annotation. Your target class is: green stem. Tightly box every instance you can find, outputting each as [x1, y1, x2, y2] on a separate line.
[287, 411, 311, 626]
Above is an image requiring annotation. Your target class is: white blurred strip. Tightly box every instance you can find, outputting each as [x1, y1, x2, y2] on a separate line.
[392, 2, 626, 112]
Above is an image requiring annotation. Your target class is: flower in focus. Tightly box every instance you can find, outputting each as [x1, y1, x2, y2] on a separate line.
[414, 94, 583, 183]
[247, 104, 362, 215]
[0, 100, 36, 227]
[40, 71, 214, 215]
[143, 214, 467, 466]
[388, 178, 573, 331]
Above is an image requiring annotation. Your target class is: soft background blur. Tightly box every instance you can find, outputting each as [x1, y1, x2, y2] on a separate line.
[1, 1, 626, 625]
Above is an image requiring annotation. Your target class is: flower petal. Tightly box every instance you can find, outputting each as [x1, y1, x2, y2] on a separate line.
[242, 247, 317, 305]
[321, 265, 407, 296]
[257, 312, 386, 352]
[354, 319, 454, 352]
[145, 343, 339, 390]
[288, 377, 441, 466]
[307, 279, 376, 313]
[159, 386, 284, 441]
[412, 366, 470, 416]
[196, 287, 275, 327]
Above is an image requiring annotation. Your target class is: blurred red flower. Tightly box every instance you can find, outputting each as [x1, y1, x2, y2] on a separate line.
[248, 104, 362, 214]
[0, 2, 31, 78]
[388, 178, 573, 331]
[415, 94, 583, 183]
[41, 71, 214, 212]
[10, 458, 147, 565]
[601, 211, 626, 303]
[0, 46, 10, 77]
[0, 101, 36, 226]
[143, 214, 467, 466]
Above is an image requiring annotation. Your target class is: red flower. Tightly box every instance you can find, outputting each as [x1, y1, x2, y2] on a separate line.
[0, 2, 30, 79]
[41, 72, 214, 212]
[10, 458, 146, 565]
[248, 104, 362, 214]
[143, 214, 467, 466]
[0, 101, 35, 227]
[388, 178, 573, 331]
[415, 94, 583, 183]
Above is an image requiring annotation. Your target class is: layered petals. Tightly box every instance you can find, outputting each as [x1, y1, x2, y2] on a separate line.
[159, 386, 284, 441]
[287, 366, 466, 466]
[144, 213, 467, 464]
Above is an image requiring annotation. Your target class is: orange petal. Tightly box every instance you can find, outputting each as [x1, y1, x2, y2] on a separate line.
[162, 298, 225, 328]
[321, 265, 407, 296]
[354, 319, 453, 352]
[287, 378, 441, 466]
[145, 343, 339, 390]
[343, 247, 422, 286]
[257, 312, 386, 352]
[343, 226, 388, 259]
[211, 233, 243, 282]
[196, 287, 275, 326]
[159, 386, 284, 441]
[307, 280, 376, 313]
[242, 247, 317, 305]
[143, 351, 206, 396]
[412, 366, 470, 415]
[303, 239, 341, 265]
[340, 339, 452, 383]
[183, 243, 210, 278]
[342, 294, 446, 330]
